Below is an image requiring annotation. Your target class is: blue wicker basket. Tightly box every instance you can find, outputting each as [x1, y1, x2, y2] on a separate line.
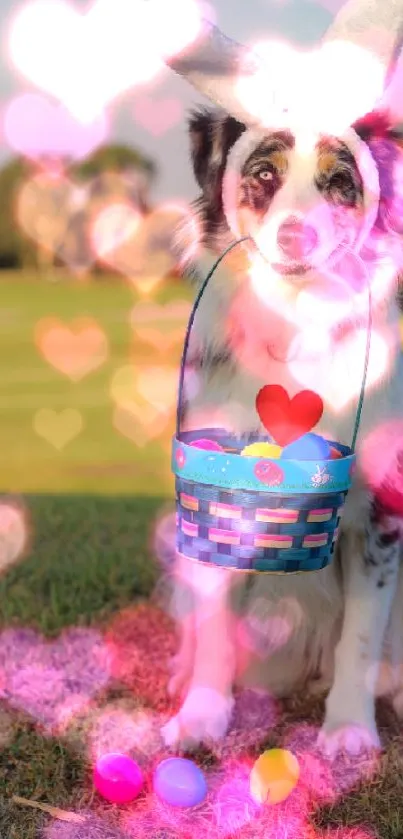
[172, 240, 370, 574]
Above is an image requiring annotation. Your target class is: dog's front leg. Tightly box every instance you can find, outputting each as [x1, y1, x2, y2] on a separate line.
[162, 561, 237, 750]
[318, 506, 401, 758]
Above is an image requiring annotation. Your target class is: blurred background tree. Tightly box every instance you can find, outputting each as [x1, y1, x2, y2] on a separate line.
[0, 143, 157, 274]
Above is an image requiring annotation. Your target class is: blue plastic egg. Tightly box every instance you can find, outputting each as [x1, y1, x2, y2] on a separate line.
[281, 433, 330, 461]
[153, 757, 207, 808]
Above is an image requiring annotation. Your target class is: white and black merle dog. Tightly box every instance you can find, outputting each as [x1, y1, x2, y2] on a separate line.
[159, 5, 403, 757]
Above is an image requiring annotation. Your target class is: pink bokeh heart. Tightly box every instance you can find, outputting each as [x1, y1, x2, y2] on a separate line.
[289, 327, 391, 412]
[3, 92, 108, 160]
[16, 169, 149, 274]
[110, 364, 175, 446]
[359, 420, 403, 514]
[33, 408, 84, 450]
[35, 316, 108, 381]
[0, 627, 111, 731]
[137, 365, 178, 414]
[113, 403, 171, 447]
[91, 201, 199, 294]
[0, 503, 27, 576]
[130, 300, 191, 353]
[16, 170, 96, 273]
[133, 95, 182, 136]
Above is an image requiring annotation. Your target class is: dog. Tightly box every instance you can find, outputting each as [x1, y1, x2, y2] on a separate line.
[150, 0, 403, 756]
[160, 101, 403, 758]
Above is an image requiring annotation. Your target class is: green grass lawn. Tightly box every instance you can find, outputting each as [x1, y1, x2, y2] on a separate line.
[0, 269, 180, 835]
[0, 269, 188, 495]
[1, 271, 403, 839]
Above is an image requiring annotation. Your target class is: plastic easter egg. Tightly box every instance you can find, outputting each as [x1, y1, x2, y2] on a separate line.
[250, 748, 300, 805]
[189, 438, 224, 451]
[241, 442, 282, 458]
[153, 757, 207, 808]
[281, 433, 330, 461]
[329, 446, 343, 460]
[93, 753, 144, 804]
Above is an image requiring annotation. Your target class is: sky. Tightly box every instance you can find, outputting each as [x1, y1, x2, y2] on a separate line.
[0, 0, 345, 204]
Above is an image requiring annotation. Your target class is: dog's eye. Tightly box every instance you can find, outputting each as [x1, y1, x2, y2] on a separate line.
[258, 169, 273, 181]
[329, 171, 354, 191]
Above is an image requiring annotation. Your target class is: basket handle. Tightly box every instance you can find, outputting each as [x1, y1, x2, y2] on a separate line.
[176, 237, 372, 453]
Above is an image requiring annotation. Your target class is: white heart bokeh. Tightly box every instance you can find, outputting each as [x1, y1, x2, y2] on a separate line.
[236, 39, 384, 136]
[7, 0, 202, 122]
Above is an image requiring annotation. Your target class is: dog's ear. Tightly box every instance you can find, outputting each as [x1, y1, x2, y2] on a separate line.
[353, 110, 403, 234]
[188, 108, 246, 215]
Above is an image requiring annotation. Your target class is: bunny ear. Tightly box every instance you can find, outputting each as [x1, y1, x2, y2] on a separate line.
[377, 48, 403, 126]
[166, 19, 262, 125]
[322, 0, 403, 105]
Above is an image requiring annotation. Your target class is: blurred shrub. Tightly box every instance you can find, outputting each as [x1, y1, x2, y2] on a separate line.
[0, 144, 157, 273]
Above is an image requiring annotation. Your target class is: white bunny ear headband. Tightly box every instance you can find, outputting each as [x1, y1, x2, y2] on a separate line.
[148, 0, 403, 250]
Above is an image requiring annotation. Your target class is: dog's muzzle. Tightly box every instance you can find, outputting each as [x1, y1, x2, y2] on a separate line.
[276, 216, 319, 262]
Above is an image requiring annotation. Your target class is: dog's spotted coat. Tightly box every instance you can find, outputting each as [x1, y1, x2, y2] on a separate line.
[162, 106, 403, 757]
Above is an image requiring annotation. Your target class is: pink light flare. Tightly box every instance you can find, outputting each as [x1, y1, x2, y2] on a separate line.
[153, 199, 201, 270]
[3, 92, 108, 160]
[360, 420, 403, 516]
[35, 316, 108, 382]
[153, 508, 177, 572]
[45, 813, 128, 838]
[246, 248, 370, 332]
[209, 689, 280, 761]
[252, 241, 399, 330]
[235, 38, 384, 135]
[90, 199, 200, 290]
[0, 627, 111, 732]
[289, 325, 391, 413]
[237, 602, 293, 662]
[90, 202, 142, 260]
[223, 271, 393, 417]
[6, 0, 202, 123]
[235, 242, 397, 404]
[133, 94, 183, 137]
[0, 500, 28, 576]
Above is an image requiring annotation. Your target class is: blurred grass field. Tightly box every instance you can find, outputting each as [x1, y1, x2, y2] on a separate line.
[0, 269, 189, 495]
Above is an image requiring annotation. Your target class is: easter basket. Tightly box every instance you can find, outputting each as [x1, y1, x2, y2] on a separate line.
[172, 240, 371, 574]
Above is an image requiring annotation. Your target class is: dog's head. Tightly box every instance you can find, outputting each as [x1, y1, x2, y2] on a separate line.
[189, 107, 403, 281]
[164, 2, 403, 288]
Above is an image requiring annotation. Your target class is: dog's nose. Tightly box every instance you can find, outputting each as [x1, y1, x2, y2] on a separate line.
[276, 216, 318, 261]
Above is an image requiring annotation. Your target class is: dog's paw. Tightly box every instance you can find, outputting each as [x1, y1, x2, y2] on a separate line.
[317, 720, 380, 759]
[161, 686, 234, 750]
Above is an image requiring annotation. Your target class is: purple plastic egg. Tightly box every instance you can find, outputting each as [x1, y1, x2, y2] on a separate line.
[281, 433, 330, 461]
[153, 757, 207, 808]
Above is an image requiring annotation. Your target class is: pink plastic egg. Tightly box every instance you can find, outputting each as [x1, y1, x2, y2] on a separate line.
[93, 753, 144, 803]
[189, 438, 224, 451]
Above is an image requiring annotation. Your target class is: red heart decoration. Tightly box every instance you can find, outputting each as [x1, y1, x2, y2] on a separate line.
[256, 385, 324, 446]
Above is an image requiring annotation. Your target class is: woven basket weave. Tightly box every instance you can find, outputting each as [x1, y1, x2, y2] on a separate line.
[173, 429, 353, 573]
[172, 239, 369, 574]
